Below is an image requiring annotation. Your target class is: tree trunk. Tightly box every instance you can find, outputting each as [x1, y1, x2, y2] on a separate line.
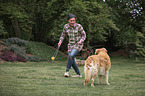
[11, 20, 21, 38]
[28, 25, 32, 40]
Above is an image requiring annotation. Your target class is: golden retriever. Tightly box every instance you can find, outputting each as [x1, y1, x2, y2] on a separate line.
[84, 48, 111, 87]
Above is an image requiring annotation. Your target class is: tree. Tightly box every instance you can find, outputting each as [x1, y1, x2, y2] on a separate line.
[0, 20, 8, 38]
[0, 1, 34, 40]
[0, 0, 144, 59]
[48, 0, 119, 49]
[135, 16, 145, 60]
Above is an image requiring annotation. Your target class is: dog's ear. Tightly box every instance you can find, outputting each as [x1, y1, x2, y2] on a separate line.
[102, 48, 107, 52]
[85, 56, 93, 67]
[95, 49, 99, 55]
[86, 56, 92, 63]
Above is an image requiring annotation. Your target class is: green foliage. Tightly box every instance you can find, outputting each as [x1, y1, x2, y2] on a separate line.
[26, 41, 67, 61]
[135, 32, 145, 60]
[0, 0, 144, 60]
[43, 0, 69, 44]
[1, 38, 67, 62]
[2, 37, 27, 46]
[0, 20, 8, 39]
[0, 2, 34, 40]
[0, 20, 6, 36]
[47, 0, 119, 47]
[6, 44, 26, 55]
[105, 0, 144, 48]
[114, 26, 137, 46]
[134, 16, 145, 60]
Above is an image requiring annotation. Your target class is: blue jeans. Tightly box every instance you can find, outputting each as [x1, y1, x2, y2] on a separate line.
[66, 49, 81, 75]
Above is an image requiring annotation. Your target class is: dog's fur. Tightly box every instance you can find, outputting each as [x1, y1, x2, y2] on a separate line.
[84, 48, 111, 87]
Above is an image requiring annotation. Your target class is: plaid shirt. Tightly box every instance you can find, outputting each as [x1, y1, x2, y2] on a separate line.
[59, 23, 86, 53]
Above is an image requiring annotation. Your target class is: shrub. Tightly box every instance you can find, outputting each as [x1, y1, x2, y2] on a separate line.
[0, 41, 7, 51]
[1, 50, 17, 61]
[17, 54, 27, 62]
[25, 41, 67, 61]
[135, 32, 145, 61]
[0, 38, 67, 62]
[6, 44, 27, 55]
[2, 37, 28, 46]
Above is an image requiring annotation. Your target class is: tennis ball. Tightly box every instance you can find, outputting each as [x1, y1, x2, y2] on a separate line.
[51, 57, 55, 60]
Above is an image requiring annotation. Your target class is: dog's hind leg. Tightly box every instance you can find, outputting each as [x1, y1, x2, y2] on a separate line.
[105, 70, 110, 85]
[91, 74, 97, 87]
[91, 69, 98, 87]
[84, 79, 88, 86]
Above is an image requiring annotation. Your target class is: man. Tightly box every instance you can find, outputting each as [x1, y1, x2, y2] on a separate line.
[58, 13, 86, 77]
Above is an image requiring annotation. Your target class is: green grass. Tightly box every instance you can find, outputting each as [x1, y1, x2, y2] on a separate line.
[0, 57, 145, 96]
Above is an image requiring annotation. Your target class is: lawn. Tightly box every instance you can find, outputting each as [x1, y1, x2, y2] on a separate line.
[0, 57, 145, 96]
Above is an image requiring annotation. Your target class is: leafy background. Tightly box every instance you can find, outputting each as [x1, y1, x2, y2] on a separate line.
[0, 0, 144, 60]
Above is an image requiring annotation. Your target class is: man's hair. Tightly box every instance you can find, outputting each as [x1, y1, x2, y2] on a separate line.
[67, 13, 76, 20]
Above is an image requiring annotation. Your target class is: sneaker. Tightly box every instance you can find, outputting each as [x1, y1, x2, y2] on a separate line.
[64, 72, 69, 77]
[71, 75, 82, 77]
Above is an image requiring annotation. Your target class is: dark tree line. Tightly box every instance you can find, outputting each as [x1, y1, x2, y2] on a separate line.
[0, 0, 144, 59]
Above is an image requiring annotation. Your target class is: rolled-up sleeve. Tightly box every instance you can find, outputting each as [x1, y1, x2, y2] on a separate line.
[59, 26, 66, 43]
[79, 25, 86, 43]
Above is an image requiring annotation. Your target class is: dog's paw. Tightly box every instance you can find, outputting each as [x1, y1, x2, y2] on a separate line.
[91, 84, 95, 87]
[107, 83, 110, 85]
[84, 83, 86, 86]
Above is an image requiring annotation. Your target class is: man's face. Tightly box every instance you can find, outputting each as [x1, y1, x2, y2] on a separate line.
[68, 18, 76, 27]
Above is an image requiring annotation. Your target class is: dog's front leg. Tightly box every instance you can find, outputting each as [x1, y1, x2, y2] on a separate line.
[84, 79, 87, 86]
[105, 71, 110, 85]
[98, 75, 102, 84]
[91, 75, 96, 87]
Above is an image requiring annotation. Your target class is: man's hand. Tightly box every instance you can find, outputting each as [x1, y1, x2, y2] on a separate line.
[77, 41, 82, 44]
[58, 42, 62, 47]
